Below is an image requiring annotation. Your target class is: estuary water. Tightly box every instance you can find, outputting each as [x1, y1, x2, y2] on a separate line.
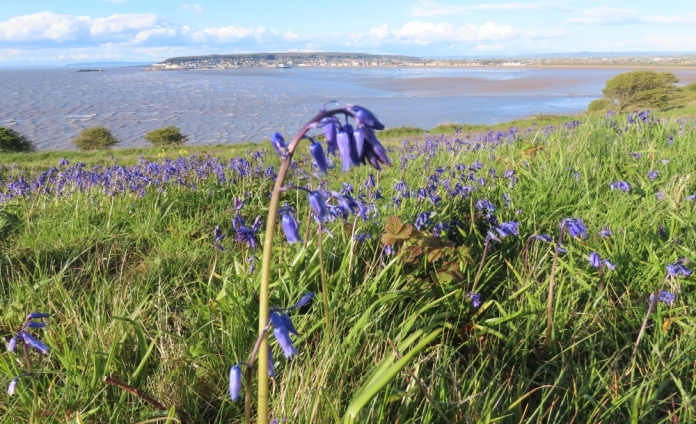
[2, 66, 696, 151]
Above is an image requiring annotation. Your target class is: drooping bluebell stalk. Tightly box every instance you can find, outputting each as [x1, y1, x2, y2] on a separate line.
[254, 104, 388, 424]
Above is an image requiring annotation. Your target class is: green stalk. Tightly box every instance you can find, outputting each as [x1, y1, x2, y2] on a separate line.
[255, 108, 348, 423]
[545, 228, 565, 350]
[318, 220, 331, 334]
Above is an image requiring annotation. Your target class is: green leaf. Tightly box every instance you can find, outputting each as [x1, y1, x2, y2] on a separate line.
[342, 328, 443, 424]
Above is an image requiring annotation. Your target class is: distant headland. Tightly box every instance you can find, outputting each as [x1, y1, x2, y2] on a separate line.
[149, 52, 696, 71]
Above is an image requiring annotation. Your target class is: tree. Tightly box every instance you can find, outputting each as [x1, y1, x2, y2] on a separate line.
[0, 127, 35, 153]
[73, 127, 119, 150]
[144, 126, 187, 147]
[601, 71, 679, 111]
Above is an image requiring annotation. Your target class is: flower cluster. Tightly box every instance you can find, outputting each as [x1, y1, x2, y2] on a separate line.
[6, 312, 50, 396]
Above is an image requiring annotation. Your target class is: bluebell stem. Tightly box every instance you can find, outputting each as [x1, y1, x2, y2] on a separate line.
[229, 365, 243, 401]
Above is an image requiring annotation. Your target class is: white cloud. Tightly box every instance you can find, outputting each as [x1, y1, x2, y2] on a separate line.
[565, 8, 696, 25]
[0, 12, 168, 44]
[644, 35, 696, 50]
[352, 21, 563, 45]
[181, 4, 204, 14]
[408, 0, 563, 16]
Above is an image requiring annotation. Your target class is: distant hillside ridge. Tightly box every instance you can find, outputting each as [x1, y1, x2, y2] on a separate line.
[160, 52, 421, 64]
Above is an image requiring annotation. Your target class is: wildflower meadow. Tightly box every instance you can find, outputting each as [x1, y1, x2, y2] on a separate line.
[1, 107, 696, 423]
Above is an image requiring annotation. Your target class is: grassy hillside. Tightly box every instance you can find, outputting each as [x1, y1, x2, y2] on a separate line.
[1, 111, 696, 423]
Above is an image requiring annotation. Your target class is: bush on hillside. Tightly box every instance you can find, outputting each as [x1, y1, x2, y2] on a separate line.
[144, 126, 187, 146]
[73, 127, 119, 150]
[685, 82, 696, 92]
[601, 70, 679, 111]
[0, 127, 35, 153]
[586, 98, 613, 113]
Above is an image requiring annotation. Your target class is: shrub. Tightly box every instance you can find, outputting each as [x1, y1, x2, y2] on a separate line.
[586, 98, 614, 113]
[73, 126, 119, 150]
[0, 127, 35, 153]
[144, 126, 187, 146]
[602, 71, 679, 111]
[685, 82, 696, 92]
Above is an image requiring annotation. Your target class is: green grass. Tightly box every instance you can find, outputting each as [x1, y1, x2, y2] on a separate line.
[1, 113, 696, 423]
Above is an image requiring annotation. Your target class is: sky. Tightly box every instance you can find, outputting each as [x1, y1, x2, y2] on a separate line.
[0, 0, 695, 65]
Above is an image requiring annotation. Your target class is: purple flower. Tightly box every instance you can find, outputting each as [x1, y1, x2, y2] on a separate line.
[648, 170, 658, 181]
[487, 221, 519, 241]
[336, 124, 360, 171]
[322, 116, 339, 155]
[467, 292, 481, 308]
[269, 132, 288, 158]
[18, 331, 49, 354]
[353, 233, 372, 242]
[531, 234, 552, 242]
[610, 181, 631, 192]
[278, 312, 299, 336]
[599, 226, 612, 238]
[308, 191, 329, 221]
[649, 291, 675, 306]
[667, 259, 692, 277]
[686, 194, 696, 201]
[7, 377, 19, 396]
[414, 212, 431, 231]
[475, 199, 495, 212]
[229, 365, 242, 401]
[267, 345, 274, 377]
[270, 312, 297, 359]
[7, 337, 17, 353]
[213, 225, 225, 252]
[384, 245, 395, 256]
[58, 158, 69, 166]
[293, 292, 314, 309]
[656, 191, 665, 200]
[588, 251, 601, 268]
[602, 259, 616, 270]
[280, 210, 302, 244]
[234, 216, 262, 249]
[347, 105, 385, 130]
[556, 244, 567, 254]
[309, 138, 329, 175]
[562, 218, 588, 239]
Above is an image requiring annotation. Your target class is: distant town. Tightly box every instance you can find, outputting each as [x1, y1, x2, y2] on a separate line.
[149, 52, 696, 71]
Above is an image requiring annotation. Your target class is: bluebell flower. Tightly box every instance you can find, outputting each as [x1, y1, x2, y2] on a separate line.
[656, 191, 665, 200]
[267, 345, 275, 377]
[630, 152, 641, 159]
[599, 226, 612, 238]
[294, 292, 315, 308]
[475, 199, 495, 212]
[336, 124, 360, 171]
[7, 337, 17, 353]
[233, 216, 262, 249]
[467, 292, 481, 308]
[686, 194, 696, 201]
[414, 212, 431, 231]
[280, 210, 302, 244]
[562, 218, 588, 239]
[588, 251, 601, 268]
[347, 105, 385, 130]
[667, 259, 691, 277]
[531, 234, 552, 242]
[308, 191, 329, 221]
[269, 132, 288, 158]
[7, 377, 19, 396]
[354, 233, 372, 242]
[278, 312, 299, 336]
[602, 259, 616, 270]
[384, 245, 395, 256]
[58, 158, 69, 166]
[610, 181, 631, 192]
[269, 312, 297, 359]
[18, 331, 49, 354]
[213, 225, 225, 252]
[322, 116, 339, 155]
[649, 291, 675, 306]
[229, 364, 242, 401]
[648, 170, 658, 181]
[309, 138, 329, 175]
[487, 221, 519, 241]
[556, 244, 567, 254]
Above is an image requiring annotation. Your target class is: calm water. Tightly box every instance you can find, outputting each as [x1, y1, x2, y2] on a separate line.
[1, 66, 695, 151]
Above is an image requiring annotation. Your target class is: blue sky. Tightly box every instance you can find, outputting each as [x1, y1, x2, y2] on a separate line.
[0, 0, 695, 65]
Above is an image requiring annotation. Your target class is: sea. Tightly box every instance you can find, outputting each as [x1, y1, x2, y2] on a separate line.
[1, 66, 696, 151]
